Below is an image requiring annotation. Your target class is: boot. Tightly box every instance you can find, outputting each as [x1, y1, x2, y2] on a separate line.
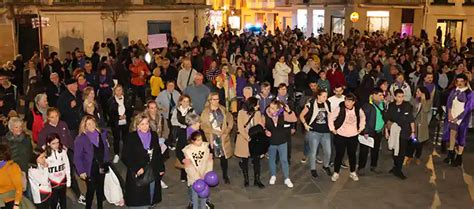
[240, 161, 249, 187]
[443, 150, 455, 165]
[254, 173, 265, 189]
[452, 154, 463, 167]
[243, 170, 249, 187]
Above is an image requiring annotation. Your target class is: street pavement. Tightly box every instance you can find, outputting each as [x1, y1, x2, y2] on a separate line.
[65, 131, 474, 209]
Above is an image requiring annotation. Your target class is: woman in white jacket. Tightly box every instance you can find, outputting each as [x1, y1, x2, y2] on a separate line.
[28, 148, 52, 209]
[273, 55, 291, 88]
[45, 133, 71, 209]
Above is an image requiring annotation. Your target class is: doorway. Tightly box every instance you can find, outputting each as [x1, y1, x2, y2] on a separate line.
[16, 14, 39, 60]
[437, 19, 463, 48]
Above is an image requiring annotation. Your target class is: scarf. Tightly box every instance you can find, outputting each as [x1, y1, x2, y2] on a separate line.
[99, 75, 107, 84]
[0, 160, 6, 169]
[138, 130, 152, 150]
[86, 130, 100, 147]
[454, 87, 469, 103]
[277, 95, 288, 104]
[424, 83, 435, 94]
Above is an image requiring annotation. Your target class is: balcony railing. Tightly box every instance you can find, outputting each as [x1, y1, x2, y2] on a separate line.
[430, 0, 455, 5]
[307, 0, 347, 4]
[365, 0, 424, 4]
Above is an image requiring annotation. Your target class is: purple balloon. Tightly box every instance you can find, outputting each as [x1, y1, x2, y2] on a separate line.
[204, 171, 219, 187]
[198, 184, 210, 198]
[192, 179, 206, 193]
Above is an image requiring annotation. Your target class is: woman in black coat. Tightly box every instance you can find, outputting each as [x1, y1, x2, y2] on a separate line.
[121, 112, 166, 208]
[108, 84, 132, 163]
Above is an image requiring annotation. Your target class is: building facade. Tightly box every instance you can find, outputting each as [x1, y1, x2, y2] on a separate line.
[0, 0, 209, 62]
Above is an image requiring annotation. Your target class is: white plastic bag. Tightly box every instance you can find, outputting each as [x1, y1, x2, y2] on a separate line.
[104, 168, 124, 206]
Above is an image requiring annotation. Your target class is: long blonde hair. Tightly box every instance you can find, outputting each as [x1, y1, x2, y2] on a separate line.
[78, 115, 100, 134]
[205, 92, 220, 108]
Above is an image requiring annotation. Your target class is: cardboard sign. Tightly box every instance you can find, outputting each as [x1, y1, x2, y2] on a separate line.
[148, 33, 167, 49]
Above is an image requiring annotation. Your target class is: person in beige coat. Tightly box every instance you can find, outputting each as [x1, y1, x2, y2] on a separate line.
[405, 86, 432, 165]
[200, 92, 234, 184]
[235, 97, 265, 188]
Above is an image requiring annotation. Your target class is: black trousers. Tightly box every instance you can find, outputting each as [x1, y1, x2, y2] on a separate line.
[393, 138, 409, 173]
[287, 137, 292, 163]
[50, 186, 66, 209]
[85, 166, 105, 209]
[67, 149, 82, 199]
[131, 84, 146, 107]
[220, 156, 229, 178]
[240, 157, 261, 175]
[407, 140, 426, 159]
[334, 135, 358, 173]
[35, 201, 50, 209]
[112, 124, 128, 155]
[358, 132, 383, 169]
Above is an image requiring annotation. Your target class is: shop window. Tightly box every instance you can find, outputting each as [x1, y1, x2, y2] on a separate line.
[367, 11, 389, 35]
[312, 9, 324, 35]
[297, 9, 307, 33]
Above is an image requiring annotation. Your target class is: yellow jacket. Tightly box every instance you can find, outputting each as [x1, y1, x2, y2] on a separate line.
[150, 75, 165, 97]
[0, 161, 23, 205]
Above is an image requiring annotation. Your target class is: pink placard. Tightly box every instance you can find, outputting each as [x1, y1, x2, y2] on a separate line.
[148, 34, 167, 49]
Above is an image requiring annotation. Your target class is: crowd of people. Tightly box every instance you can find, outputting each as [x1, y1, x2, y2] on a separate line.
[0, 25, 474, 209]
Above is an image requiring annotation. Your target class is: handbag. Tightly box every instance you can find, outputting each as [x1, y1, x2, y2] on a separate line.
[244, 112, 269, 156]
[244, 112, 265, 139]
[132, 148, 155, 187]
[132, 164, 154, 187]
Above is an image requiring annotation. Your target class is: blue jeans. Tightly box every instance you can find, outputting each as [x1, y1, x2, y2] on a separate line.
[187, 186, 207, 209]
[307, 131, 331, 169]
[268, 143, 289, 179]
[303, 135, 310, 157]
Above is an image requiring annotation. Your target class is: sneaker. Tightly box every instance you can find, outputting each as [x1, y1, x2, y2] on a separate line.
[269, 176, 276, 185]
[341, 162, 349, 169]
[349, 172, 359, 181]
[161, 180, 168, 189]
[322, 167, 333, 176]
[113, 155, 120, 164]
[284, 178, 294, 188]
[300, 157, 307, 164]
[169, 146, 176, 151]
[331, 173, 339, 182]
[310, 170, 318, 178]
[206, 201, 215, 209]
[316, 157, 323, 164]
[77, 195, 86, 205]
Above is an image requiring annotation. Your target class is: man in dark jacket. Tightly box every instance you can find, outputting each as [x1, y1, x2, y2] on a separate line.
[57, 78, 82, 138]
[46, 72, 65, 108]
[385, 89, 415, 180]
[358, 88, 385, 175]
[160, 58, 178, 82]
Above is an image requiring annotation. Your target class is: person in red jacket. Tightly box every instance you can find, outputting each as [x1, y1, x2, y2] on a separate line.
[129, 57, 150, 108]
[327, 62, 346, 91]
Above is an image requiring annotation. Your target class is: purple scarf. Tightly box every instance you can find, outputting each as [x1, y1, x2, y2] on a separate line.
[86, 131, 99, 147]
[0, 160, 6, 169]
[99, 75, 107, 83]
[138, 130, 152, 150]
[186, 127, 198, 139]
[424, 83, 435, 94]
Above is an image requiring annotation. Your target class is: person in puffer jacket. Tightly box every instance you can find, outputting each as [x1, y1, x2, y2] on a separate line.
[28, 148, 52, 209]
[44, 133, 71, 209]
